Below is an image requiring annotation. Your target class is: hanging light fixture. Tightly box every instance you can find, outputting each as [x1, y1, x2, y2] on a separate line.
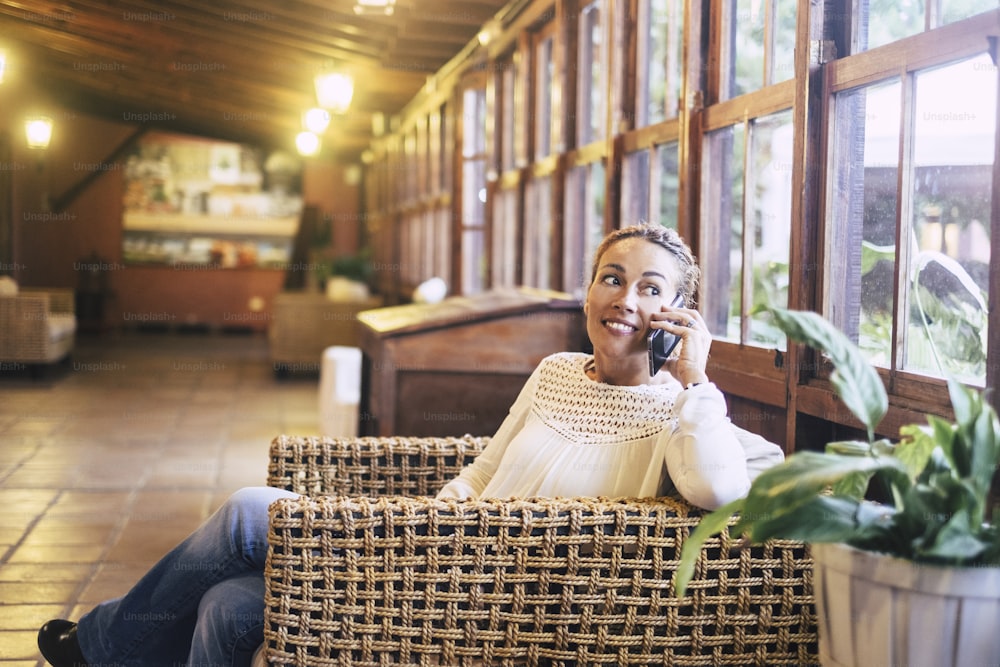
[25, 116, 53, 149]
[353, 0, 395, 16]
[302, 107, 331, 134]
[314, 71, 354, 114]
[295, 131, 321, 157]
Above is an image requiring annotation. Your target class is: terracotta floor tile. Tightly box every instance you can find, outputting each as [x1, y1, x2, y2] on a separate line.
[0, 630, 42, 660]
[0, 605, 64, 630]
[0, 331, 316, 645]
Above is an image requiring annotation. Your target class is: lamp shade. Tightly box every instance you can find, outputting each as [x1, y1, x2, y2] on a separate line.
[354, 0, 395, 15]
[25, 116, 53, 149]
[303, 107, 331, 133]
[314, 72, 353, 114]
[295, 131, 321, 157]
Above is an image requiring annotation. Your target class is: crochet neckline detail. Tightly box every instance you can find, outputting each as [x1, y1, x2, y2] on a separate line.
[531, 353, 677, 445]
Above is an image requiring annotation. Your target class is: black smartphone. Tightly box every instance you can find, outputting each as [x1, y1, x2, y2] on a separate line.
[647, 293, 685, 376]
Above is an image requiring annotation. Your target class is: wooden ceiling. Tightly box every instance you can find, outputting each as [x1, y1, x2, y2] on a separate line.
[0, 0, 513, 160]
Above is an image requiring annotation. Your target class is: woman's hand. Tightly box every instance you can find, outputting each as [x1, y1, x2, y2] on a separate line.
[649, 305, 711, 387]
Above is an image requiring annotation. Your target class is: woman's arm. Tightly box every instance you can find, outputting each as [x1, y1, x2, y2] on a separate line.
[434, 367, 540, 500]
[662, 383, 782, 510]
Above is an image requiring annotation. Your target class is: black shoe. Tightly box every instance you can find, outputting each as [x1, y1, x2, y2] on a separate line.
[37, 620, 89, 667]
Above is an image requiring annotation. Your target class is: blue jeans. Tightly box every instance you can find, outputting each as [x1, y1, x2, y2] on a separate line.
[76, 487, 297, 667]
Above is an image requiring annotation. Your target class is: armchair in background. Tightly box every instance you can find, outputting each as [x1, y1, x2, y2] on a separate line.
[0, 285, 77, 367]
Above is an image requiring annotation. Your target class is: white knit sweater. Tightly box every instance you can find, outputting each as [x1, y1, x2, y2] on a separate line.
[436, 352, 784, 510]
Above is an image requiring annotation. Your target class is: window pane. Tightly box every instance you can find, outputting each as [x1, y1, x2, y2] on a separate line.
[905, 55, 993, 382]
[656, 142, 679, 229]
[636, 0, 683, 126]
[463, 88, 486, 157]
[492, 188, 519, 288]
[501, 62, 517, 171]
[828, 80, 901, 369]
[748, 110, 793, 347]
[535, 36, 554, 159]
[772, 0, 797, 84]
[621, 150, 650, 224]
[578, 1, 607, 145]
[701, 123, 745, 340]
[565, 164, 606, 297]
[435, 207, 451, 286]
[462, 228, 485, 295]
[524, 176, 553, 288]
[725, 0, 765, 99]
[862, 0, 926, 51]
[940, 0, 999, 26]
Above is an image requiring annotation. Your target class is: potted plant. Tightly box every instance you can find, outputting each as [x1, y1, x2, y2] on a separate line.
[320, 250, 374, 302]
[674, 307, 1000, 667]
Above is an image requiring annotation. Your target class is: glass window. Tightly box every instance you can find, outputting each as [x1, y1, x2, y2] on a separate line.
[860, 0, 998, 51]
[461, 86, 488, 295]
[636, 0, 683, 126]
[720, 0, 797, 100]
[620, 143, 679, 229]
[829, 54, 994, 384]
[534, 33, 555, 159]
[500, 58, 518, 172]
[702, 110, 792, 346]
[524, 176, 554, 288]
[655, 142, 680, 228]
[826, 80, 901, 367]
[621, 151, 650, 225]
[577, 0, 608, 146]
[492, 187, 519, 288]
[564, 161, 606, 296]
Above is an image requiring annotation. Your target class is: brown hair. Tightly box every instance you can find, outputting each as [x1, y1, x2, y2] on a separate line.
[590, 224, 700, 306]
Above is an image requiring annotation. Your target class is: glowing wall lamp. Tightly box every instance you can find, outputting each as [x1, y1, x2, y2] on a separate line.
[295, 131, 321, 157]
[302, 107, 330, 134]
[354, 0, 395, 16]
[314, 72, 354, 114]
[0, 50, 7, 84]
[25, 116, 53, 149]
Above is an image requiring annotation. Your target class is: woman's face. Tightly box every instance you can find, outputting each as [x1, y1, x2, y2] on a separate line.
[584, 237, 684, 361]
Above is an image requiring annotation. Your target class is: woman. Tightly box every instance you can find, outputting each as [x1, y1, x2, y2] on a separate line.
[38, 224, 783, 667]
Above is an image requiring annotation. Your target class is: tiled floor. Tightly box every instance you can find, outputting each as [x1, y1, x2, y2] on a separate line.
[0, 331, 321, 665]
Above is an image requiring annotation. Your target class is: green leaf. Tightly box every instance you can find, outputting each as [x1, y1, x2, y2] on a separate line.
[831, 471, 872, 500]
[967, 390, 1000, 497]
[896, 424, 939, 481]
[920, 508, 989, 562]
[769, 308, 888, 440]
[739, 451, 905, 519]
[673, 498, 744, 598]
[745, 496, 862, 543]
[825, 440, 872, 456]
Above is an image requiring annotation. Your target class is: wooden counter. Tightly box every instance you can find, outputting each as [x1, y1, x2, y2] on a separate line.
[357, 288, 586, 437]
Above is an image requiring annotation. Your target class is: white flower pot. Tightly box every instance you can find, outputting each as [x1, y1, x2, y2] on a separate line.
[811, 542, 1000, 667]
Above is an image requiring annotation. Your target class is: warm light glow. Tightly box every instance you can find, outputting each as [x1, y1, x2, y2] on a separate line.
[303, 107, 330, 133]
[314, 72, 354, 114]
[0, 51, 7, 84]
[295, 131, 321, 157]
[354, 0, 395, 15]
[25, 116, 53, 149]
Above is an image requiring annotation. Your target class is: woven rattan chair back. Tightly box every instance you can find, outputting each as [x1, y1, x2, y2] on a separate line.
[265, 494, 818, 667]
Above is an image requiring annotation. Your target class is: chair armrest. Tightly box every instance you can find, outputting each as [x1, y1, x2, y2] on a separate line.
[263, 495, 818, 666]
[20, 288, 75, 314]
[266, 435, 490, 497]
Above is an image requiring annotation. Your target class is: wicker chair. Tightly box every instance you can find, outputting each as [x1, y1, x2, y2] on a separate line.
[0, 288, 76, 365]
[263, 435, 819, 667]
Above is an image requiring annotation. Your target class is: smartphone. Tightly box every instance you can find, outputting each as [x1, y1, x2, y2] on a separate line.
[647, 293, 685, 376]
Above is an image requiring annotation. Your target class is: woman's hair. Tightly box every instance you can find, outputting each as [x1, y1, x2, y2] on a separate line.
[590, 224, 700, 306]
